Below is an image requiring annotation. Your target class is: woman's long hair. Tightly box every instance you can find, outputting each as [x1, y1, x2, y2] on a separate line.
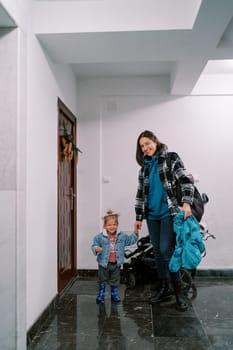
[136, 130, 167, 166]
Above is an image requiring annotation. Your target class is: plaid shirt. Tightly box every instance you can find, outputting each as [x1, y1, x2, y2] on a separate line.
[135, 150, 194, 221]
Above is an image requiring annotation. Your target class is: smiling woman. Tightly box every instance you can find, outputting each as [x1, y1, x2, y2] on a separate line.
[133, 130, 199, 311]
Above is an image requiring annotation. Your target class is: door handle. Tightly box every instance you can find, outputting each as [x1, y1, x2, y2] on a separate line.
[66, 187, 76, 210]
[66, 187, 76, 198]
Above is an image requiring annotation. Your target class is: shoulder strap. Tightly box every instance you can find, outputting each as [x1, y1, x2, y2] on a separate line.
[167, 152, 171, 175]
[166, 152, 175, 181]
[166, 152, 182, 204]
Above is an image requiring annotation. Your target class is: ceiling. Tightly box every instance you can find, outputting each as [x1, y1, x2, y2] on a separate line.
[0, 3, 16, 27]
[2, 0, 233, 94]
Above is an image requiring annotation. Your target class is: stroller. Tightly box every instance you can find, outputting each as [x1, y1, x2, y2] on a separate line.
[123, 194, 215, 299]
[123, 235, 157, 289]
[123, 235, 197, 290]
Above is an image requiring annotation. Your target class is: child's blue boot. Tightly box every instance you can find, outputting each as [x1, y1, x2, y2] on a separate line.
[96, 283, 105, 304]
[111, 285, 121, 302]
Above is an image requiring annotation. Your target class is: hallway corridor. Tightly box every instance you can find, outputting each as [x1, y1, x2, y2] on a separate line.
[27, 275, 233, 349]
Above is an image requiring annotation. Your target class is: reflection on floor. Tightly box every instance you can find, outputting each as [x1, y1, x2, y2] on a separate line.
[27, 275, 233, 349]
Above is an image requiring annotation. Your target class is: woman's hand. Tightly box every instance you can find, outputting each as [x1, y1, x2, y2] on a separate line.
[182, 203, 192, 220]
[134, 221, 142, 234]
[95, 246, 102, 253]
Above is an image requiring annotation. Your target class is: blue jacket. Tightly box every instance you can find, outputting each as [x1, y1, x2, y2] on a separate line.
[169, 211, 206, 272]
[91, 230, 138, 268]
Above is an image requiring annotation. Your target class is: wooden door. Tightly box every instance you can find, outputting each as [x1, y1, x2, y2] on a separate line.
[57, 98, 77, 292]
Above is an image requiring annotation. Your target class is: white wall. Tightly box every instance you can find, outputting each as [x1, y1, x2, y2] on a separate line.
[77, 77, 233, 271]
[0, 22, 28, 350]
[0, 27, 18, 350]
[26, 31, 79, 330]
[1, 0, 79, 339]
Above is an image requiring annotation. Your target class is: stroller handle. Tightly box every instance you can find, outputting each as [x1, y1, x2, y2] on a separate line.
[125, 247, 141, 259]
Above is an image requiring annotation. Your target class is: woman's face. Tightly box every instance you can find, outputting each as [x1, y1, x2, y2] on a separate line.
[139, 137, 157, 157]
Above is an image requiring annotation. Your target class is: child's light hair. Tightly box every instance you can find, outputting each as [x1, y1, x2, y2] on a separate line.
[102, 209, 119, 225]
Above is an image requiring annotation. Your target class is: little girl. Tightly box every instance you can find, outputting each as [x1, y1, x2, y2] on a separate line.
[91, 209, 139, 303]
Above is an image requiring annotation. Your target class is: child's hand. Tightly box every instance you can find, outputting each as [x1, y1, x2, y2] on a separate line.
[95, 246, 102, 253]
[134, 221, 141, 234]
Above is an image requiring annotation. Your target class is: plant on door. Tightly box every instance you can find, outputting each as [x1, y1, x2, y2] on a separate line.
[61, 121, 82, 164]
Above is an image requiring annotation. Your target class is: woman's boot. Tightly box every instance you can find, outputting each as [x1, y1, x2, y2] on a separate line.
[172, 281, 188, 311]
[110, 285, 121, 302]
[96, 283, 106, 304]
[150, 280, 172, 304]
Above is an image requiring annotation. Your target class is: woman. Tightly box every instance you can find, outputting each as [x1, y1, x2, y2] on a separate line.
[134, 130, 194, 311]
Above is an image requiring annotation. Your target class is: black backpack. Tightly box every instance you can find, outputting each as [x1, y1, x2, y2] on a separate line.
[166, 152, 206, 222]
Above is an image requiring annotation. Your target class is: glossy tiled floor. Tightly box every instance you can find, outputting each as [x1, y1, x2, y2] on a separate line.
[27, 275, 233, 349]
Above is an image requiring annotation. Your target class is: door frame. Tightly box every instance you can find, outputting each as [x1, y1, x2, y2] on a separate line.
[57, 97, 77, 292]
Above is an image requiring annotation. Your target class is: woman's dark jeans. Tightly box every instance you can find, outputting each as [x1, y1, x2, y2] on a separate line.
[147, 216, 180, 282]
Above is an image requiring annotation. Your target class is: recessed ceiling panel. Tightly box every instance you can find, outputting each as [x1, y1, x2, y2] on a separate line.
[217, 17, 233, 48]
[0, 4, 16, 27]
[202, 60, 233, 74]
[70, 61, 174, 78]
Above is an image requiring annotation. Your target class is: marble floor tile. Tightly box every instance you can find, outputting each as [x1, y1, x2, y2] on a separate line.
[27, 276, 233, 350]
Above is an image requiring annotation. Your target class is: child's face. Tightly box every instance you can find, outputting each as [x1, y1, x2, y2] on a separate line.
[104, 217, 118, 235]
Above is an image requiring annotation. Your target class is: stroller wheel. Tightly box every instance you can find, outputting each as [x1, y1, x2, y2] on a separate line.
[126, 272, 136, 289]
